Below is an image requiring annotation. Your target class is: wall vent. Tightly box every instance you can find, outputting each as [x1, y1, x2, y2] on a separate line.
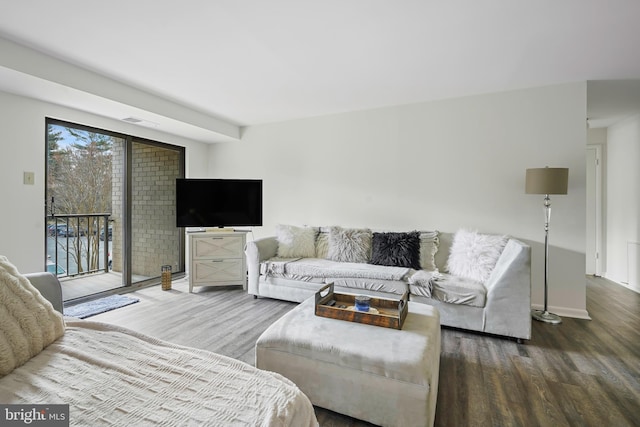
[121, 117, 159, 128]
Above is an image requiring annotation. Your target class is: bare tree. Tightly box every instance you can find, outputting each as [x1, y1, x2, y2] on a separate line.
[47, 125, 112, 273]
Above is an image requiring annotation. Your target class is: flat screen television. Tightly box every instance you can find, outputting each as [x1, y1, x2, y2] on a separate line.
[176, 179, 263, 228]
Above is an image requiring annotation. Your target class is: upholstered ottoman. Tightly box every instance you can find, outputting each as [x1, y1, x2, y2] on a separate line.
[255, 297, 441, 427]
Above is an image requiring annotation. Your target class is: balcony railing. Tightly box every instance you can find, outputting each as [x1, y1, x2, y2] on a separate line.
[47, 213, 112, 278]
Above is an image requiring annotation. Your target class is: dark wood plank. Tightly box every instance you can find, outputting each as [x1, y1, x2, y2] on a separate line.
[87, 275, 640, 427]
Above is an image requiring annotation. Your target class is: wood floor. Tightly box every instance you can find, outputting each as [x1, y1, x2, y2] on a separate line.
[89, 276, 640, 427]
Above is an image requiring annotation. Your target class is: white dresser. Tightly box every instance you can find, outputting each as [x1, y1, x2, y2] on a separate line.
[188, 231, 247, 292]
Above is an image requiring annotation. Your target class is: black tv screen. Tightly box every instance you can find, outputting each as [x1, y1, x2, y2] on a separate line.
[176, 179, 263, 228]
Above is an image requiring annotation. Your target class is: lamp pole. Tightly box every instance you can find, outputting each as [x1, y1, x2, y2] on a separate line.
[532, 194, 562, 324]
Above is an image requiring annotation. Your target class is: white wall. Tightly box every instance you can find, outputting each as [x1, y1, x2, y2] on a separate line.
[0, 90, 210, 273]
[605, 114, 640, 292]
[209, 83, 589, 318]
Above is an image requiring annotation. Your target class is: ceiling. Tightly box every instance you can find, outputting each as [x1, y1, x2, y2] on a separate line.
[1, 0, 640, 142]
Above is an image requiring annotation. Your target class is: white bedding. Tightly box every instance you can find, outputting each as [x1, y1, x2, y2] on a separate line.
[0, 319, 318, 427]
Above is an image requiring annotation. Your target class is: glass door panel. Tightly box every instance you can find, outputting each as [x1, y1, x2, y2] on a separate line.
[129, 140, 183, 285]
[46, 120, 125, 300]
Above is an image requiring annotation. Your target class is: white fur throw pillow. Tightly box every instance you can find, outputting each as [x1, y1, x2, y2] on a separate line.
[327, 227, 372, 263]
[446, 229, 508, 283]
[0, 256, 65, 377]
[276, 224, 318, 258]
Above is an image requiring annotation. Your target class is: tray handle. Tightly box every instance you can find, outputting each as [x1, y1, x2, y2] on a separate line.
[315, 283, 334, 306]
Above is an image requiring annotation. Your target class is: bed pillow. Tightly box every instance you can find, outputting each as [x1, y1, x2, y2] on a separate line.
[446, 229, 508, 283]
[276, 224, 318, 258]
[419, 230, 440, 271]
[370, 231, 421, 269]
[0, 256, 65, 377]
[327, 227, 372, 263]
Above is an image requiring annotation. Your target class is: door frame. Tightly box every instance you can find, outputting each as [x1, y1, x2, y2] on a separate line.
[586, 144, 603, 276]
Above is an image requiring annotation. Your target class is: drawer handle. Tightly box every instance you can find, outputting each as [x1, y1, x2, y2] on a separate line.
[210, 260, 224, 262]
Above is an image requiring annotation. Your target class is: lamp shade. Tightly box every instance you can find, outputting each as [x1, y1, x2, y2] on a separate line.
[525, 167, 569, 195]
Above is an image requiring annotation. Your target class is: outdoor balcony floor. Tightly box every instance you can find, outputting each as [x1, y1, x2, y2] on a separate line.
[61, 271, 150, 302]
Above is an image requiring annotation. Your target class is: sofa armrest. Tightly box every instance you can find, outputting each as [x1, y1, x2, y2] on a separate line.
[483, 239, 531, 339]
[245, 236, 279, 296]
[25, 272, 64, 314]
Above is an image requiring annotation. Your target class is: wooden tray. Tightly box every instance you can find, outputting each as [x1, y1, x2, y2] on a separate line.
[314, 283, 408, 330]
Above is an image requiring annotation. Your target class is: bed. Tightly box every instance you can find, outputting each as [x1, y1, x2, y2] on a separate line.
[0, 257, 318, 426]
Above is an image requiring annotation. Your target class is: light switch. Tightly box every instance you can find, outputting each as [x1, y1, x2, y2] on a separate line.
[23, 171, 35, 185]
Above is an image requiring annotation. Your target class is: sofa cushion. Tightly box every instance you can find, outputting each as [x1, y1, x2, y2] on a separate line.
[419, 231, 440, 271]
[329, 278, 409, 296]
[408, 270, 439, 297]
[261, 258, 411, 281]
[370, 231, 421, 269]
[446, 229, 508, 283]
[410, 272, 487, 308]
[262, 276, 326, 289]
[327, 227, 372, 263]
[0, 256, 65, 377]
[276, 224, 318, 258]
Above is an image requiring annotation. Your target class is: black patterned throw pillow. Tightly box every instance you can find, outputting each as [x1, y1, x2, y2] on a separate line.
[370, 231, 421, 269]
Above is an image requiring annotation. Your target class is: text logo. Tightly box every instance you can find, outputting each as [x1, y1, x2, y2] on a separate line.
[1, 405, 69, 426]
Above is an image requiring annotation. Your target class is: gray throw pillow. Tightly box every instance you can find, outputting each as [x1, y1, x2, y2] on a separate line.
[419, 230, 440, 271]
[327, 227, 372, 263]
[314, 226, 331, 259]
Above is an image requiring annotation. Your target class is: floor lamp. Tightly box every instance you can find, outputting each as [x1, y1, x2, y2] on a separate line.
[525, 167, 569, 324]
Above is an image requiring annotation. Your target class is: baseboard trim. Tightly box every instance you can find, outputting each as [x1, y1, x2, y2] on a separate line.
[531, 304, 591, 320]
[619, 282, 640, 294]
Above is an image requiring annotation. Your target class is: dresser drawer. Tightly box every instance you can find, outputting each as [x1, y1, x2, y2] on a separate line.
[192, 259, 244, 283]
[192, 235, 244, 259]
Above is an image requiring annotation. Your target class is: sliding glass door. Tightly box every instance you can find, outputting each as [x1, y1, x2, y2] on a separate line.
[46, 119, 185, 301]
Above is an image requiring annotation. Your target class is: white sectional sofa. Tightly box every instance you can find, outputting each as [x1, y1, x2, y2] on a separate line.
[245, 226, 532, 341]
